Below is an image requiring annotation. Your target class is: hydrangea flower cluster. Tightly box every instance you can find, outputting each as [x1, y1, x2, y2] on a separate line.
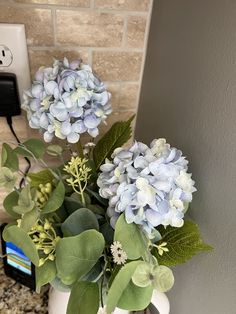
[97, 139, 196, 235]
[22, 58, 112, 143]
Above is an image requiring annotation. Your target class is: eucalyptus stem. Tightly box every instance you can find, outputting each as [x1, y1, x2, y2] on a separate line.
[76, 140, 84, 159]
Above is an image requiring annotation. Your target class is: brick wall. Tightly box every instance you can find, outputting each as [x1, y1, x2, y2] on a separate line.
[0, 0, 153, 219]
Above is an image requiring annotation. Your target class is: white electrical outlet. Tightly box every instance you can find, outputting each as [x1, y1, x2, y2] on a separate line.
[0, 23, 31, 103]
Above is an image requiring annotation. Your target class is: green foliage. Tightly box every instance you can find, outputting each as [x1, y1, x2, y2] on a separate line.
[63, 196, 84, 215]
[20, 208, 39, 232]
[56, 230, 105, 285]
[3, 225, 40, 266]
[42, 181, 65, 213]
[28, 169, 54, 187]
[36, 260, 56, 293]
[114, 214, 148, 260]
[93, 115, 135, 170]
[46, 144, 63, 157]
[0, 167, 17, 190]
[107, 261, 147, 314]
[15, 139, 45, 159]
[1, 143, 19, 171]
[13, 185, 35, 214]
[154, 221, 213, 267]
[61, 208, 99, 237]
[50, 277, 71, 292]
[118, 281, 153, 311]
[3, 191, 20, 218]
[67, 281, 99, 314]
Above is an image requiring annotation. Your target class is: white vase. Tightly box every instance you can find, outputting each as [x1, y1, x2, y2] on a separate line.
[48, 287, 170, 314]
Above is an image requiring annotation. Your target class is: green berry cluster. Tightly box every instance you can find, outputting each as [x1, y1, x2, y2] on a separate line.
[36, 182, 52, 208]
[28, 219, 60, 266]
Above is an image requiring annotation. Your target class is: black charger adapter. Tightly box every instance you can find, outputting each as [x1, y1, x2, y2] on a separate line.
[0, 72, 21, 116]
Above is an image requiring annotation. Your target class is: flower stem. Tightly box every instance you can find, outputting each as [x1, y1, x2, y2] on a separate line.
[76, 140, 84, 159]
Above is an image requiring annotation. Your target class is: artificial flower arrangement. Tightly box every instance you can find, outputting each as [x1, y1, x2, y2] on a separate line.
[0, 58, 211, 314]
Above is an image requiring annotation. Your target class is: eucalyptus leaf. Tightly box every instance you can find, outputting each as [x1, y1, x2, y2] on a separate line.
[23, 139, 45, 159]
[1, 143, 19, 171]
[114, 214, 148, 260]
[61, 208, 99, 237]
[28, 169, 54, 187]
[3, 190, 20, 218]
[151, 265, 174, 292]
[154, 220, 213, 267]
[42, 181, 65, 214]
[46, 144, 63, 157]
[93, 115, 135, 170]
[67, 281, 99, 314]
[13, 184, 35, 214]
[63, 196, 84, 215]
[3, 225, 39, 266]
[56, 230, 105, 285]
[50, 276, 71, 292]
[20, 208, 39, 232]
[36, 260, 56, 293]
[118, 280, 153, 311]
[0, 167, 17, 190]
[106, 261, 142, 314]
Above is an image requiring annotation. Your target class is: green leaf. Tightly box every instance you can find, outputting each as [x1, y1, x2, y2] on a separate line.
[107, 261, 143, 314]
[0, 167, 17, 190]
[20, 208, 39, 232]
[46, 144, 63, 157]
[151, 265, 174, 292]
[100, 222, 114, 245]
[50, 276, 71, 292]
[28, 169, 54, 187]
[3, 190, 20, 218]
[67, 281, 99, 314]
[93, 115, 135, 170]
[23, 139, 45, 159]
[1, 143, 19, 171]
[63, 196, 84, 215]
[56, 230, 105, 285]
[61, 208, 99, 237]
[36, 260, 56, 293]
[118, 280, 153, 311]
[42, 181, 65, 213]
[3, 225, 40, 266]
[114, 214, 148, 260]
[154, 220, 213, 267]
[13, 184, 35, 214]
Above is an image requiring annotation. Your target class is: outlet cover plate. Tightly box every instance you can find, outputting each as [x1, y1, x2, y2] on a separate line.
[0, 23, 31, 103]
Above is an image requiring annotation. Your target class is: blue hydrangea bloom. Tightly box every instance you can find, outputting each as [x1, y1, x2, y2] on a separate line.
[22, 58, 112, 143]
[97, 139, 196, 235]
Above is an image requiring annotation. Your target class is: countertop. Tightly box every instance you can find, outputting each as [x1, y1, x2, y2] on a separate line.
[0, 262, 48, 314]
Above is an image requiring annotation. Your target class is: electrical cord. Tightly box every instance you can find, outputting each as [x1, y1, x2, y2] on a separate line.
[6, 116, 31, 188]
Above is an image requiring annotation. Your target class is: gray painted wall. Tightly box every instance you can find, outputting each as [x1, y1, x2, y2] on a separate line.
[135, 1, 236, 313]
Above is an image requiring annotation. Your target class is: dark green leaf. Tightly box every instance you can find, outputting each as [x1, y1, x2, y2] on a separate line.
[1, 143, 19, 171]
[63, 197, 84, 215]
[3, 225, 40, 266]
[36, 260, 56, 293]
[23, 139, 45, 159]
[28, 169, 54, 187]
[3, 190, 20, 218]
[114, 214, 148, 260]
[61, 208, 99, 237]
[56, 230, 105, 285]
[42, 181, 65, 213]
[67, 281, 99, 314]
[93, 115, 135, 170]
[154, 220, 213, 267]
